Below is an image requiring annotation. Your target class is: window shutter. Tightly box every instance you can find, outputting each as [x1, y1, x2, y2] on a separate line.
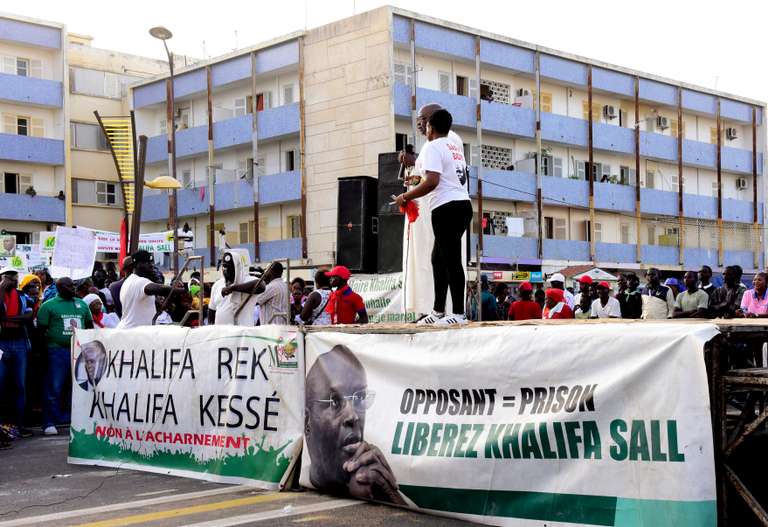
[1, 56, 15, 75]
[710, 127, 718, 145]
[31, 118, 44, 137]
[264, 91, 272, 109]
[2, 113, 16, 134]
[234, 97, 246, 117]
[553, 157, 563, 177]
[620, 224, 630, 244]
[30, 59, 42, 79]
[594, 222, 602, 242]
[394, 63, 406, 85]
[541, 92, 553, 113]
[554, 218, 567, 240]
[19, 174, 32, 192]
[469, 79, 478, 100]
[283, 84, 294, 105]
[438, 71, 451, 93]
[159, 119, 167, 135]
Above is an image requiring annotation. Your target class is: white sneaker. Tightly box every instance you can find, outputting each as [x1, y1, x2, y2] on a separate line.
[436, 313, 468, 326]
[43, 426, 58, 436]
[416, 311, 444, 325]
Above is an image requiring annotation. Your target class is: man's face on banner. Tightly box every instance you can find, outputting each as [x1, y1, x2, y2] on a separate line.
[305, 346, 369, 488]
[81, 341, 106, 385]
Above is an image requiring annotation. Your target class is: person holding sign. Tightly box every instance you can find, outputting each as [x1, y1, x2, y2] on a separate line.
[117, 251, 182, 329]
[36, 277, 93, 435]
[394, 109, 472, 326]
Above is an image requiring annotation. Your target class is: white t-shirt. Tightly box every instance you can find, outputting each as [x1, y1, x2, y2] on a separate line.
[117, 274, 156, 328]
[590, 297, 622, 318]
[419, 136, 470, 211]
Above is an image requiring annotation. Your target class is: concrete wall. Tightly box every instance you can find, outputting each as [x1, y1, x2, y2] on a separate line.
[303, 8, 394, 265]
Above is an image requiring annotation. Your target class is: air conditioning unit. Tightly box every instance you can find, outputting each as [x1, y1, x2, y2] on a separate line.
[516, 88, 531, 97]
[736, 177, 748, 190]
[656, 116, 669, 130]
[603, 105, 617, 120]
[726, 127, 738, 140]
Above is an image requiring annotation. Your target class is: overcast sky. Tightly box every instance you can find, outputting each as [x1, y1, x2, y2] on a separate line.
[8, 0, 765, 101]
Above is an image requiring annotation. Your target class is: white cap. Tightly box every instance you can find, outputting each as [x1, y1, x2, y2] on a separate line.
[0, 267, 18, 276]
[549, 273, 565, 283]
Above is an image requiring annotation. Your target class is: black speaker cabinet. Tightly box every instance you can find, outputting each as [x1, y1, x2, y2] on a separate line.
[337, 176, 378, 273]
[377, 152, 405, 216]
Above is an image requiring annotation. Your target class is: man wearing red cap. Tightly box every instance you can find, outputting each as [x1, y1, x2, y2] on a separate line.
[542, 288, 573, 319]
[573, 275, 595, 307]
[326, 266, 368, 325]
[590, 281, 622, 319]
[508, 281, 542, 321]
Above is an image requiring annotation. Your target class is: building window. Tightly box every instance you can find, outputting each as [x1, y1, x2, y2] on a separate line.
[282, 84, 295, 105]
[541, 92, 553, 113]
[620, 166, 636, 186]
[3, 173, 31, 194]
[96, 181, 117, 205]
[182, 169, 193, 188]
[544, 217, 554, 239]
[456, 75, 469, 96]
[288, 216, 301, 238]
[285, 150, 296, 172]
[710, 127, 719, 145]
[239, 222, 250, 244]
[16, 58, 28, 77]
[645, 170, 655, 189]
[542, 156, 563, 177]
[647, 226, 656, 246]
[620, 224, 630, 244]
[70, 67, 139, 98]
[582, 101, 601, 121]
[71, 122, 108, 151]
[585, 221, 602, 242]
[394, 62, 414, 86]
[234, 97, 249, 117]
[17, 117, 28, 136]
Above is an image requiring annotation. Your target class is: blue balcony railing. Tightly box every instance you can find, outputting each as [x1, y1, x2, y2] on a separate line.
[146, 104, 299, 164]
[0, 73, 62, 107]
[141, 171, 301, 221]
[0, 133, 64, 165]
[0, 193, 64, 223]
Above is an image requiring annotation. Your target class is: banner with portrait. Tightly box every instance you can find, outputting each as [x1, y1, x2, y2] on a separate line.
[68, 325, 304, 488]
[301, 323, 719, 527]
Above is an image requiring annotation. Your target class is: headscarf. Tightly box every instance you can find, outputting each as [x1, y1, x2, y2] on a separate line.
[83, 293, 105, 327]
[20, 274, 41, 294]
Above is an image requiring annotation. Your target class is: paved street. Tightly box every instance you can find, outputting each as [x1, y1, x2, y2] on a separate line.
[0, 428, 475, 527]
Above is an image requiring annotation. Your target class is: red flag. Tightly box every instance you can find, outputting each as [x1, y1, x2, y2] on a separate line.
[399, 200, 419, 223]
[119, 217, 128, 275]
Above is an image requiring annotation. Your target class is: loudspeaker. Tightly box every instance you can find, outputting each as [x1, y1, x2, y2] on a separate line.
[337, 176, 378, 273]
[377, 152, 406, 216]
[377, 213, 404, 273]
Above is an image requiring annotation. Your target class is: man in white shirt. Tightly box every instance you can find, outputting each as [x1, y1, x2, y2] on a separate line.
[117, 250, 181, 329]
[222, 262, 290, 325]
[209, 249, 258, 326]
[641, 268, 675, 319]
[395, 109, 472, 326]
[399, 103, 467, 319]
[590, 281, 622, 319]
[548, 273, 575, 309]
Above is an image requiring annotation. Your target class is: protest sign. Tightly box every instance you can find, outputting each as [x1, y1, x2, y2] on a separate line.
[0, 234, 16, 257]
[301, 323, 718, 526]
[50, 226, 97, 279]
[348, 272, 417, 323]
[69, 325, 304, 488]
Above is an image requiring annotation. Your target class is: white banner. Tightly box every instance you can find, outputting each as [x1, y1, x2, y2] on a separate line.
[301, 323, 719, 526]
[40, 229, 174, 255]
[348, 273, 417, 324]
[69, 325, 304, 488]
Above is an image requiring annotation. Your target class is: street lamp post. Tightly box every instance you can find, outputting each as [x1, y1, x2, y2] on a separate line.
[150, 26, 179, 275]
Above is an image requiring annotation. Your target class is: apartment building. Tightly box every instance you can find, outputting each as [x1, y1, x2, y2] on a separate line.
[0, 13, 166, 244]
[131, 6, 765, 272]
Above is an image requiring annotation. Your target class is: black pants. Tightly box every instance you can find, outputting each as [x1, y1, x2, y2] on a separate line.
[431, 200, 473, 314]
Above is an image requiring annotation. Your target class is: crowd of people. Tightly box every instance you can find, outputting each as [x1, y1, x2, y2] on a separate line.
[476, 264, 763, 322]
[0, 248, 369, 449]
